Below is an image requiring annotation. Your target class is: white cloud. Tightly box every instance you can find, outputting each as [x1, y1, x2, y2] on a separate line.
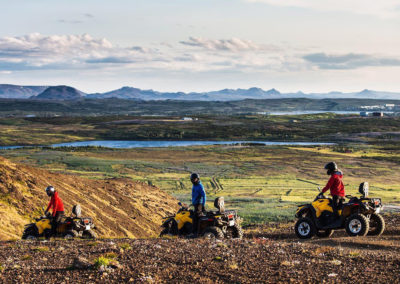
[180, 37, 263, 51]
[245, 0, 400, 18]
[0, 33, 161, 70]
[303, 52, 400, 69]
[0, 33, 292, 73]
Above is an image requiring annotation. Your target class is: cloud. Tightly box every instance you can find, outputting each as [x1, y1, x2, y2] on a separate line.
[180, 37, 263, 52]
[0, 33, 118, 70]
[58, 19, 84, 24]
[245, 0, 400, 18]
[0, 33, 303, 76]
[303, 52, 400, 69]
[86, 56, 136, 64]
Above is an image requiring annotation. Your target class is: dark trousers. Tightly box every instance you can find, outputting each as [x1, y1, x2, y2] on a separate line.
[192, 204, 204, 234]
[332, 196, 344, 218]
[51, 211, 65, 235]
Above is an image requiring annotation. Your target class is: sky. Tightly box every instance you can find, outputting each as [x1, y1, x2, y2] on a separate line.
[1, 0, 400, 94]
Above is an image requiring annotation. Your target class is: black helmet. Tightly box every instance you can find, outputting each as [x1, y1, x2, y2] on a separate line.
[45, 185, 55, 196]
[324, 162, 337, 175]
[190, 173, 200, 184]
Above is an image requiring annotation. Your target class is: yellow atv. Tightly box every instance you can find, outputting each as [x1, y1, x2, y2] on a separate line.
[22, 205, 97, 240]
[160, 197, 243, 239]
[294, 182, 384, 239]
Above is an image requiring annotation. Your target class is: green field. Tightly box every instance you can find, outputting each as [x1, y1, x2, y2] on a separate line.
[2, 142, 400, 225]
[1, 113, 400, 146]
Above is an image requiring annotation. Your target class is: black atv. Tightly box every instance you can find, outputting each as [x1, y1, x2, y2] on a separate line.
[160, 197, 243, 239]
[294, 182, 384, 239]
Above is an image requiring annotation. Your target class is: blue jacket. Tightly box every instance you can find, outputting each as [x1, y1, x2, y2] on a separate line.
[192, 182, 206, 206]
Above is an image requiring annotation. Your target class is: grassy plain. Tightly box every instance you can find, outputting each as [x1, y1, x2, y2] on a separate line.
[2, 144, 400, 224]
[1, 97, 399, 117]
[1, 113, 400, 146]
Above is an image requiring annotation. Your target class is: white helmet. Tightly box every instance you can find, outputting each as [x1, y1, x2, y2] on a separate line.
[45, 186, 55, 196]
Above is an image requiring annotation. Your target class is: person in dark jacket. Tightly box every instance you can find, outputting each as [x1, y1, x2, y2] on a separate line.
[45, 186, 65, 236]
[190, 173, 206, 236]
[321, 162, 345, 218]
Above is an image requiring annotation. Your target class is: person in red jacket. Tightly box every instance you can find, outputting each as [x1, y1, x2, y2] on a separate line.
[45, 186, 65, 236]
[321, 162, 345, 219]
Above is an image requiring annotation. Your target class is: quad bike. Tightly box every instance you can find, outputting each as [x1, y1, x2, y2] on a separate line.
[22, 205, 97, 240]
[294, 182, 384, 239]
[160, 197, 243, 239]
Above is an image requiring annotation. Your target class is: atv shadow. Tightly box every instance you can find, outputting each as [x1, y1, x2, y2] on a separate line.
[310, 239, 400, 251]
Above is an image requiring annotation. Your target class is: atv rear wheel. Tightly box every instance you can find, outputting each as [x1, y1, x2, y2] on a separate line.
[226, 223, 243, 239]
[294, 217, 316, 239]
[316, 229, 334, 238]
[64, 230, 79, 239]
[368, 213, 385, 236]
[345, 214, 369, 237]
[82, 230, 97, 239]
[202, 226, 224, 239]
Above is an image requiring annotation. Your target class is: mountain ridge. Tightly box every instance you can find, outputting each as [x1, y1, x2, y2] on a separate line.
[1, 83, 400, 101]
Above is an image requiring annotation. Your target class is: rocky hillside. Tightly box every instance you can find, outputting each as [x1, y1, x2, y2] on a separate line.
[0, 156, 178, 240]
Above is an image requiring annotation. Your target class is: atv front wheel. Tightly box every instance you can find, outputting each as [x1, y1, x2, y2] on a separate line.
[159, 228, 169, 237]
[82, 230, 97, 239]
[22, 226, 38, 240]
[202, 226, 224, 239]
[345, 214, 369, 237]
[294, 217, 316, 239]
[64, 230, 79, 239]
[316, 229, 334, 238]
[24, 235, 37, 240]
[368, 213, 385, 236]
[226, 223, 243, 239]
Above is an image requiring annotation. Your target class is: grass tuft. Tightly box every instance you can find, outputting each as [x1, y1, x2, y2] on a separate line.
[32, 246, 50, 252]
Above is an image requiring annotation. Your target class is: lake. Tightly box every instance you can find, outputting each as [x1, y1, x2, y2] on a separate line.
[0, 140, 335, 149]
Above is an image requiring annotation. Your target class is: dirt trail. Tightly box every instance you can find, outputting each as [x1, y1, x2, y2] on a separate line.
[0, 214, 399, 283]
[0, 156, 179, 240]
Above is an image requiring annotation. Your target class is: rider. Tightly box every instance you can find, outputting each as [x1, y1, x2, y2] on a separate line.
[45, 186, 65, 236]
[191, 173, 206, 236]
[321, 162, 345, 219]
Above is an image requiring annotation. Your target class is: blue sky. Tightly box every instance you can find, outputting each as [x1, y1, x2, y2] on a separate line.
[1, 0, 400, 93]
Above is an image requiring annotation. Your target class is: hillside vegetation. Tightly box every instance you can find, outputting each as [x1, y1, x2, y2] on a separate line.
[0, 156, 178, 240]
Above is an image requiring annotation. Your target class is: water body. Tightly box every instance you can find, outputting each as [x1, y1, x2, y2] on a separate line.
[259, 111, 360, 115]
[0, 140, 335, 150]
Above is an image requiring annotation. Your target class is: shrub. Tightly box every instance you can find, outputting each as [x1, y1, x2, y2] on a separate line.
[93, 256, 112, 269]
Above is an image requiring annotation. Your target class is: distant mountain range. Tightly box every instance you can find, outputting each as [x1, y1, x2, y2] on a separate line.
[0, 84, 399, 101]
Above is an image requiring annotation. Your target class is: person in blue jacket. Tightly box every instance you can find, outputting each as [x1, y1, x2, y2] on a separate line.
[191, 173, 206, 236]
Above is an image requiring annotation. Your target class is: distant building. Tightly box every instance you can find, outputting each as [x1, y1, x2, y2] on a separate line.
[372, 112, 383, 117]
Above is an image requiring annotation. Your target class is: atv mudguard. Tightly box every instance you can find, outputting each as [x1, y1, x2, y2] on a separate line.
[162, 218, 179, 235]
[295, 205, 314, 218]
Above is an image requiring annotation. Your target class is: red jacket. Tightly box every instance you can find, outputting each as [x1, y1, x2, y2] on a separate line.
[46, 191, 65, 216]
[322, 171, 345, 197]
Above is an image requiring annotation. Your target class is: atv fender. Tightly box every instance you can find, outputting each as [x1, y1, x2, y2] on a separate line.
[295, 205, 314, 218]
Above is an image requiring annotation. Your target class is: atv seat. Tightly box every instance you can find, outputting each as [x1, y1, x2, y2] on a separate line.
[214, 197, 225, 213]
